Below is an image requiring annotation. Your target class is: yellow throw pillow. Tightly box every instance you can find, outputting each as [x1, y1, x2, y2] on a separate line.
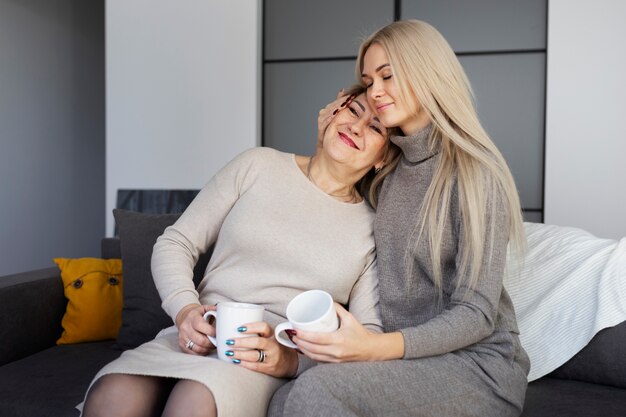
[54, 257, 123, 345]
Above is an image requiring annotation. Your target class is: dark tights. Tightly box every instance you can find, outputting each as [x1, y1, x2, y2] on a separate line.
[83, 374, 217, 417]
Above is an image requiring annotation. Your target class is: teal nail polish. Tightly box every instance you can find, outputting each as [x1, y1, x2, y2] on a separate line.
[225, 339, 235, 346]
[232, 359, 241, 364]
[237, 326, 247, 332]
[225, 350, 234, 356]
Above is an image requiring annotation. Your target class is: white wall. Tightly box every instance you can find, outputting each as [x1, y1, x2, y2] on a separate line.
[545, 0, 626, 239]
[106, 0, 260, 235]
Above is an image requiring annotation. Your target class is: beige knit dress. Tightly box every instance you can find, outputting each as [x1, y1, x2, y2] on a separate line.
[83, 147, 382, 417]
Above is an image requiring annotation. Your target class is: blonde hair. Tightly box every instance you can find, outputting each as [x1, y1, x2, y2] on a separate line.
[357, 20, 525, 294]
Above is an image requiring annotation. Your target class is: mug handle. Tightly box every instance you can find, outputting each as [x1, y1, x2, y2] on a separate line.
[203, 311, 218, 346]
[274, 322, 297, 349]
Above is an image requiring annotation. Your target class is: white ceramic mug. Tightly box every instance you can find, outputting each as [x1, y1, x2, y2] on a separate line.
[275, 290, 339, 348]
[203, 302, 265, 362]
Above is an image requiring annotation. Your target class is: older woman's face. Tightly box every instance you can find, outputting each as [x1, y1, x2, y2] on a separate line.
[322, 93, 388, 173]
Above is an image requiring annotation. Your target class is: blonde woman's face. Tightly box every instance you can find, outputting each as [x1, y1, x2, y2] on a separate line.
[361, 43, 429, 135]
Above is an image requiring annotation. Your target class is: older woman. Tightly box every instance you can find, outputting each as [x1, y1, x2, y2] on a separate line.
[81, 86, 399, 417]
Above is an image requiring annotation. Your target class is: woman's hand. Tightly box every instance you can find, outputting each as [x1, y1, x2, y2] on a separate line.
[227, 321, 299, 378]
[291, 304, 380, 363]
[176, 303, 217, 356]
[317, 90, 356, 150]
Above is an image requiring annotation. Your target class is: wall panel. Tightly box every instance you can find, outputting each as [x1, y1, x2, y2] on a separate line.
[460, 53, 545, 209]
[265, 0, 393, 60]
[401, 0, 546, 52]
[264, 1, 546, 220]
[264, 60, 356, 156]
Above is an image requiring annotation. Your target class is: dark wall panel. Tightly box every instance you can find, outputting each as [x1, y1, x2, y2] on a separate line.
[401, 0, 546, 52]
[264, 1, 547, 218]
[264, 60, 356, 156]
[265, 0, 393, 60]
[523, 211, 543, 223]
[460, 53, 545, 210]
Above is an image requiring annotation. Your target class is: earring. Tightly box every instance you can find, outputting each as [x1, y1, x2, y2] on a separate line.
[375, 166, 383, 174]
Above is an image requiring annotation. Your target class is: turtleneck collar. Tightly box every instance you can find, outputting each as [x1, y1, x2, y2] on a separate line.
[390, 124, 438, 163]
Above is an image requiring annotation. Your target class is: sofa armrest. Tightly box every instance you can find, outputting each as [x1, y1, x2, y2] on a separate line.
[0, 267, 66, 365]
[548, 320, 626, 388]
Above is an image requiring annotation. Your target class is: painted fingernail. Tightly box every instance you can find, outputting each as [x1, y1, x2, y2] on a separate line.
[225, 350, 234, 356]
[237, 326, 247, 332]
[232, 359, 241, 364]
[225, 339, 235, 346]
[332, 109, 338, 115]
[285, 329, 297, 336]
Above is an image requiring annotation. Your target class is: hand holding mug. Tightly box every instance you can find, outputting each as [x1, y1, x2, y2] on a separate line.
[222, 321, 300, 378]
[203, 302, 265, 362]
[275, 290, 339, 349]
[289, 303, 378, 363]
[176, 303, 217, 356]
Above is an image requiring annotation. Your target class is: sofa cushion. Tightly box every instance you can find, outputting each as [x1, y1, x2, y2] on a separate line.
[0, 341, 120, 417]
[113, 209, 212, 350]
[548, 320, 626, 388]
[54, 258, 123, 345]
[522, 377, 626, 417]
[101, 237, 121, 259]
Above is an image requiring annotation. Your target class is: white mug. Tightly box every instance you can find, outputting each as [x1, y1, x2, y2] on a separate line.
[203, 302, 265, 362]
[275, 290, 339, 348]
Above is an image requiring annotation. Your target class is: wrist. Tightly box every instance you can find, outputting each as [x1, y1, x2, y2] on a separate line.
[287, 349, 299, 378]
[175, 303, 201, 327]
[368, 331, 405, 361]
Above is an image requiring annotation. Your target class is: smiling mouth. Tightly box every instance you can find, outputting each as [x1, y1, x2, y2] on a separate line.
[338, 132, 359, 149]
[376, 103, 393, 112]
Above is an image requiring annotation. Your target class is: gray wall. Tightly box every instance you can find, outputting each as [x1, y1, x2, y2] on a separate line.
[263, 0, 546, 223]
[0, 0, 105, 275]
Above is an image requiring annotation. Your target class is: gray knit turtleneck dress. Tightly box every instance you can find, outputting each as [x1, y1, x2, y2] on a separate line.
[271, 127, 531, 417]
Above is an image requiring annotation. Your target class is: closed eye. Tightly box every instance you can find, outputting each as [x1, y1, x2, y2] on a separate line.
[370, 125, 383, 134]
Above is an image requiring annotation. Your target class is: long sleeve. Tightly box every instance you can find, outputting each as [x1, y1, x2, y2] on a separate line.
[375, 127, 522, 361]
[151, 149, 256, 321]
[399, 190, 511, 358]
[152, 147, 383, 341]
[348, 250, 383, 334]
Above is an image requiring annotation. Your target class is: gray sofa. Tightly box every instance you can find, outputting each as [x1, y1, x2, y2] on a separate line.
[1, 225, 625, 416]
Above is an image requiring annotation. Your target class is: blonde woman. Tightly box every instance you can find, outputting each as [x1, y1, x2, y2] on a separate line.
[82, 87, 396, 417]
[270, 20, 530, 417]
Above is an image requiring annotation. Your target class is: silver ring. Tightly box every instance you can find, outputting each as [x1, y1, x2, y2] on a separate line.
[186, 339, 195, 350]
[256, 349, 266, 363]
